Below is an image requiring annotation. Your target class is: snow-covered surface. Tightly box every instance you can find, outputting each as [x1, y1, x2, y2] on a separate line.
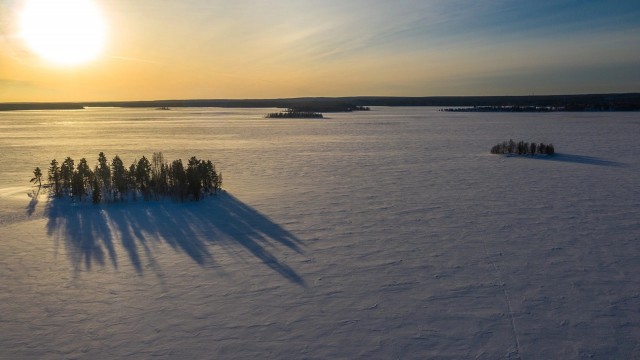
[1, 107, 639, 359]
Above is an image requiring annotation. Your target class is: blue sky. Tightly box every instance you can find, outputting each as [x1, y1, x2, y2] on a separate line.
[1, 0, 639, 101]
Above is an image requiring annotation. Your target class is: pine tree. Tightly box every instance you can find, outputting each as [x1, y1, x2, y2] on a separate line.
[151, 152, 164, 180]
[76, 158, 92, 189]
[97, 152, 111, 199]
[48, 159, 62, 197]
[215, 171, 222, 192]
[151, 152, 167, 198]
[159, 162, 169, 196]
[92, 177, 101, 204]
[128, 161, 137, 200]
[111, 155, 127, 201]
[71, 171, 84, 201]
[60, 157, 75, 196]
[200, 160, 215, 193]
[74, 158, 93, 201]
[30, 167, 43, 187]
[136, 156, 152, 199]
[170, 159, 187, 201]
[187, 156, 203, 200]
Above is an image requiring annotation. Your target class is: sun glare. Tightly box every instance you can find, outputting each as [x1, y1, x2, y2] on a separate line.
[19, 0, 107, 66]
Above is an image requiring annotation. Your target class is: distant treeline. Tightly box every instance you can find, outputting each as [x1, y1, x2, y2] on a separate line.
[31, 152, 222, 204]
[288, 103, 370, 112]
[266, 109, 324, 118]
[442, 106, 556, 112]
[491, 140, 555, 156]
[0, 103, 84, 111]
[2, 93, 639, 111]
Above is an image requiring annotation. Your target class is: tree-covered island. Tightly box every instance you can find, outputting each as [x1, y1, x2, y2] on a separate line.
[266, 109, 324, 118]
[34, 152, 222, 204]
[490, 140, 555, 156]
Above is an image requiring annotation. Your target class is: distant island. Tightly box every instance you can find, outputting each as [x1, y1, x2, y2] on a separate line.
[32, 152, 222, 204]
[266, 109, 324, 119]
[490, 140, 555, 156]
[2, 93, 639, 111]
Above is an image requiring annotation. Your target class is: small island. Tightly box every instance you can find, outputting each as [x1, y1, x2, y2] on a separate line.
[266, 109, 324, 119]
[265, 103, 370, 118]
[31, 152, 222, 204]
[490, 140, 555, 156]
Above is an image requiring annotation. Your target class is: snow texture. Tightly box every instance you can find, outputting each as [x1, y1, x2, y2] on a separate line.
[1, 107, 639, 359]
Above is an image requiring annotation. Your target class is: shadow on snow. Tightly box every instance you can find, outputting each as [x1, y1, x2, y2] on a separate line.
[26, 187, 41, 217]
[517, 153, 624, 167]
[43, 192, 305, 286]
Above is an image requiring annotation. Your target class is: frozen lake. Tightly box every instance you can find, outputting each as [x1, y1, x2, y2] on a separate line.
[1, 107, 639, 358]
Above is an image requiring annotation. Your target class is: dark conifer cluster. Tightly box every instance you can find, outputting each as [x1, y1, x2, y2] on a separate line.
[39, 152, 222, 203]
[266, 109, 324, 118]
[490, 140, 555, 156]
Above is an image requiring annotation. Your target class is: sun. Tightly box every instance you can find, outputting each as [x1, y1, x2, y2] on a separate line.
[19, 0, 107, 66]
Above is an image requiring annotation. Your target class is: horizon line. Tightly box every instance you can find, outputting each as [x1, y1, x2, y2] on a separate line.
[2, 92, 640, 105]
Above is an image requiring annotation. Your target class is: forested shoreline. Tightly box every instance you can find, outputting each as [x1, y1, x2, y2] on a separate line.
[3, 93, 639, 111]
[31, 152, 222, 204]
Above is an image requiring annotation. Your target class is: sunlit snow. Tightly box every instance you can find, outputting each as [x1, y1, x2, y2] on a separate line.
[1, 107, 639, 358]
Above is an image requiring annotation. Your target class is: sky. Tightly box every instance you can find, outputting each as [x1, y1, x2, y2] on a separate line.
[1, 0, 639, 102]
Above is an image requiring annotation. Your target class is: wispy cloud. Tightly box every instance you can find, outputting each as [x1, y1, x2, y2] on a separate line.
[3, 0, 639, 100]
[183, 0, 640, 65]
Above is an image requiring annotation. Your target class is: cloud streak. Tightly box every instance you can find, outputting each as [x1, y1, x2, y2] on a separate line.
[1, 0, 639, 100]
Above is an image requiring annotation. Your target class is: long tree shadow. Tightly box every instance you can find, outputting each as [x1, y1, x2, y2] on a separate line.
[525, 153, 624, 167]
[43, 192, 305, 286]
[26, 186, 42, 217]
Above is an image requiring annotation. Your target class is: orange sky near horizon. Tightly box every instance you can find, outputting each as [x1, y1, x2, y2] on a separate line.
[1, 0, 639, 102]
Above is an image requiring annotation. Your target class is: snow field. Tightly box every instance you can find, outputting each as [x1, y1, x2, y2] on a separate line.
[1, 107, 639, 358]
